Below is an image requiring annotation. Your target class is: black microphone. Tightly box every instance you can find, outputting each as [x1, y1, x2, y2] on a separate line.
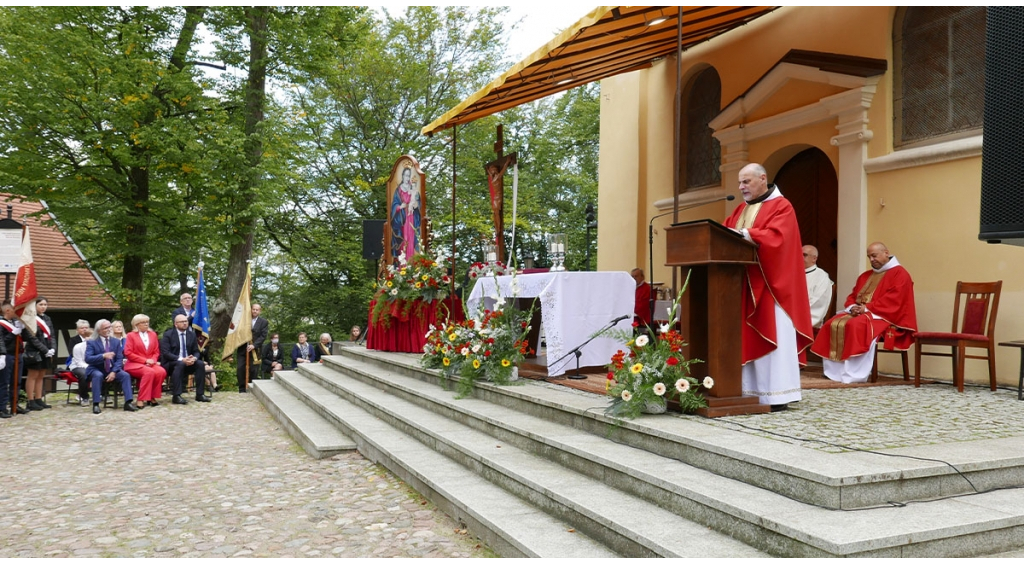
[609, 314, 630, 324]
[648, 194, 736, 226]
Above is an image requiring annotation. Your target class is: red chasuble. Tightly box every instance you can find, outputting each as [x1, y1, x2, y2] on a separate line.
[634, 282, 652, 326]
[724, 197, 813, 364]
[810, 263, 917, 361]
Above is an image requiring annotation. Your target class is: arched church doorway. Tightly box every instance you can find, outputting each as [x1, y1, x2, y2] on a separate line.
[773, 147, 838, 285]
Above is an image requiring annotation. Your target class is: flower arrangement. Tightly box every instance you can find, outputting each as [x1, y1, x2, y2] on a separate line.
[467, 260, 509, 281]
[370, 252, 455, 326]
[421, 275, 535, 398]
[601, 272, 709, 418]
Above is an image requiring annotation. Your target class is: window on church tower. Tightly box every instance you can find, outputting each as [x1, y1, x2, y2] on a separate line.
[893, 6, 985, 148]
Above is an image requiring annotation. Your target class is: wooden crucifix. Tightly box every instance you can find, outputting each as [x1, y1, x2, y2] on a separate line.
[484, 124, 516, 264]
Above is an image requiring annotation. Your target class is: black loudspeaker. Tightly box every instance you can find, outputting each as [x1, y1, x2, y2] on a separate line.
[362, 220, 384, 260]
[979, 7, 1024, 245]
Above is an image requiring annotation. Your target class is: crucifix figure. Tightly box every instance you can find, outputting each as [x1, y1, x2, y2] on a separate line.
[484, 124, 516, 264]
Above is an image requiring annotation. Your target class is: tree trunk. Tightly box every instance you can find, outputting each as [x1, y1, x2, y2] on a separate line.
[120, 7, 206, 321]
[120, 165, 149, 321]
[210, 7, 269, 354]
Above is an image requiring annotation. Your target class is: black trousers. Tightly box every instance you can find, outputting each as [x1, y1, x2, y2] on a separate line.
[236, 347, 259, 391]
[166, 359, 206, 397]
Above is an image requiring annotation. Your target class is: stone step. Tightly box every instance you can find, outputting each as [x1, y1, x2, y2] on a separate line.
[279, 367, 765, 558]
[312, 349, 1024, 557]
[267, 371, 616, 558]
[329, 346, 1024, 511]
[250, 378, 356, 459]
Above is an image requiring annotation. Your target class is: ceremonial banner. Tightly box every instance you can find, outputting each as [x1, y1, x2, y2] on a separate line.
[193, 266, 211, 350]
[221, 263, 253, 360]
[13, 227, 38, 332]
[384, 155, 428, 265]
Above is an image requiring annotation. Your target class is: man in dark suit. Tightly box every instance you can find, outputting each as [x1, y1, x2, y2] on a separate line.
[160, 314, 209, 404]
[236, 303, 269, 393]
[85, 319, 138, 414]
[172, 293, 197, 328]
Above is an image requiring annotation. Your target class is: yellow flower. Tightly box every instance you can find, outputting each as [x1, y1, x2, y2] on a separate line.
[626, 339, 635, 347]
[630, 363, 643, 374]
[399, 269, 407, 276]
[415, 282, 423, 288]
[501, 359, 511, 367]
[421, 274, 429, 281]
[448, 333, 457, 342]
[442, 357, 451, 366]
[472, 359, 481, 369]
[386, 281, 393, 288]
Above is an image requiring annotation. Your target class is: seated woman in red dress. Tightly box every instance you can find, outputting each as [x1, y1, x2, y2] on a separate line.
[123, 314, 167, 406]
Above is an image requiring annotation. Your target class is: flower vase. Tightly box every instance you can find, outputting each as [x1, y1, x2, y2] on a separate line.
[510, 366, 519, 381]
[642, 400, 667, 414]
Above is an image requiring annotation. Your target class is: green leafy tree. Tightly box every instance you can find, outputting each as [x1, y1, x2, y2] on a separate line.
[0, 6, 227, 318]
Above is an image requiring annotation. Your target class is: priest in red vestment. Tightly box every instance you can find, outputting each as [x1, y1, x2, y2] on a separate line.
[631, 267, 653, 327]
[724, 163, 813, 411]
[810, 242, 917, 383]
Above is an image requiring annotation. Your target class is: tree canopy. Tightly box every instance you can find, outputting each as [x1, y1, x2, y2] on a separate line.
[0, 6, 601, 352]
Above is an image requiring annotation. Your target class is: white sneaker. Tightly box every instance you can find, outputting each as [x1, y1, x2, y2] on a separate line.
[79, 398, 89, 407]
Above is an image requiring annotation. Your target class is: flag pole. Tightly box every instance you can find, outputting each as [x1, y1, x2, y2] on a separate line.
[11, 335, 20, 414]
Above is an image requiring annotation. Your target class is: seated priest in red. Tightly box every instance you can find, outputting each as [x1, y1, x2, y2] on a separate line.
[810, 242, 917, 383]
[724, 163, 813, 412]
[631, 268, 653, 328]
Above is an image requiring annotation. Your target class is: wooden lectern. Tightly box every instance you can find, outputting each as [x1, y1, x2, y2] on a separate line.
[664, 219, 770, 417]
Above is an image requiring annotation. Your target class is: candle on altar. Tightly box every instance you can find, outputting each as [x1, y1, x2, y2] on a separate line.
[486, 252, 497, 262]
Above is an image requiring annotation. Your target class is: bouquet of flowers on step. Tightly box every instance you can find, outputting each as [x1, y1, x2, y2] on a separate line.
[421, 273, 535, 398]
[601, 271, 709, 418]
[371, 252, 455, 326]
[467, 260, 509, 281]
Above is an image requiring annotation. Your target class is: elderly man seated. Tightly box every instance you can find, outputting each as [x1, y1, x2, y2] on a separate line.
[810, 242, 917, 383]
[803, 245, 833, 329]
[85, 319, 139, 414]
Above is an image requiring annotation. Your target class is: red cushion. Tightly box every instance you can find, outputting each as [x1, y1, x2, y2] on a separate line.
[915, 331, 990, 343]
[961, 298, 988, 335]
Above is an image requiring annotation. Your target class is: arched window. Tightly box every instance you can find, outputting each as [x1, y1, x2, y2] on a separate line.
[893, 7, 985, 148]
[684, 67, 721, 190]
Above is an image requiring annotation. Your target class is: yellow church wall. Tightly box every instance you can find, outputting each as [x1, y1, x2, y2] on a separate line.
[597, 6, 1016, 388]
[867, 157, 1024, 386]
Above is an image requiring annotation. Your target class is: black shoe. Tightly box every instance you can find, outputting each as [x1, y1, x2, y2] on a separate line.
[172, 396, 188, 405]
[769, 403, 788, 412]
[195, 395, 211, 402]
[15, 404, 29, 414]
[123, 402, 138, 412]
[147, 400, 159, 407]
[135, 401, 144, 410]
[214, 385, 221, 392]
[27, 400, 43, 411]
[239, 388, 247, 393]
[92, 404, 101, 415]
[0, 408, 10, 419]
[38, 398, 52, 409]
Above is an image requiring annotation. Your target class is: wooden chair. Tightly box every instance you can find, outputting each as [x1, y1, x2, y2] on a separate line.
[871, 338, 910, 383]
[914, 281, 1002, 392]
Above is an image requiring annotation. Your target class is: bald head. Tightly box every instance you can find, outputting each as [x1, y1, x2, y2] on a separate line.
[802, 245, 818, 269]
[173, 314, 189, 331]
[866, 242, 891, 270]
[737, 163, 769, 202]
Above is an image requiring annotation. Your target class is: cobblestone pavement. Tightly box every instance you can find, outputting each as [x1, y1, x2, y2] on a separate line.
[701, 381, 1024, 452]
[0, 392, 494, 558]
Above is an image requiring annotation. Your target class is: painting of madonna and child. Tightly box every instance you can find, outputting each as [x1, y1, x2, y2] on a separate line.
[384, 155, 429, 266]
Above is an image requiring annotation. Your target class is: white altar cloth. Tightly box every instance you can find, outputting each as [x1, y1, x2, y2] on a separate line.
[467, 271, 634, 377]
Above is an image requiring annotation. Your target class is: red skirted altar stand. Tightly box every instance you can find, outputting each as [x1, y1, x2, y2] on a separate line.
[366, 298, 465, 353]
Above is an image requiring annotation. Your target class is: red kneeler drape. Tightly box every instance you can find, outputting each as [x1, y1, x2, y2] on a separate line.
[366, 298, 465, 353]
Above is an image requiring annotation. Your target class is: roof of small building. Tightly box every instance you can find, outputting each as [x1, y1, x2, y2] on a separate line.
[0, 196, 118, 312]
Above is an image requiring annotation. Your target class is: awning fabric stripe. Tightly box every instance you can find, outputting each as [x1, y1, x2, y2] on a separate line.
[421, 5, 777, 136]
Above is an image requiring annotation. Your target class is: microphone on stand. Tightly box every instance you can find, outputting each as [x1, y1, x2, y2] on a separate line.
[609, 314, 630, 325]
[648, 194, 737, 323]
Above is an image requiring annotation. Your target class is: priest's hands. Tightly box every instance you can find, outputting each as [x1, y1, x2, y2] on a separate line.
[849, 304, 866, 317]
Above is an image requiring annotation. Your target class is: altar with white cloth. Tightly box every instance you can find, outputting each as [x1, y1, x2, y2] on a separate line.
[467, 271, 634, 377]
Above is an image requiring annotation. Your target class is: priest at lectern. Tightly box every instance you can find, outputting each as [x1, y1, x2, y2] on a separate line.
[724, 163, 813, 412]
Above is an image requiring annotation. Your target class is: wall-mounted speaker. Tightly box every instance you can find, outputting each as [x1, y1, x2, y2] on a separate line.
[979, 7, 1024, 245]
